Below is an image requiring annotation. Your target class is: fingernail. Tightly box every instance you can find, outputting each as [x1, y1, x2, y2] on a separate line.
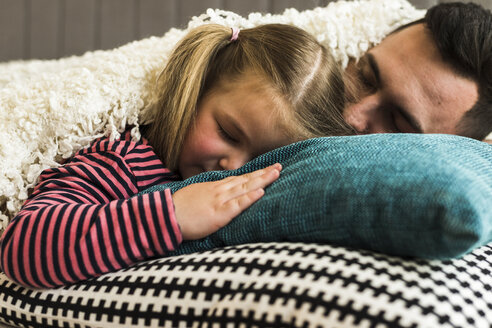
[272, 163, 282, 170]
[271, 168, 280, 178]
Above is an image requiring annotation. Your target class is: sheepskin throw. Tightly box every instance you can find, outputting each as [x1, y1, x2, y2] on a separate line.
[0, 0, 424, 229]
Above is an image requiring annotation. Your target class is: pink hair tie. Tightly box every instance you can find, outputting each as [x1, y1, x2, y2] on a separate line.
[230, 27, 240, 41]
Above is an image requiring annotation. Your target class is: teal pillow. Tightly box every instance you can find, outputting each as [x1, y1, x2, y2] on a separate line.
[140, 134, 492, 259]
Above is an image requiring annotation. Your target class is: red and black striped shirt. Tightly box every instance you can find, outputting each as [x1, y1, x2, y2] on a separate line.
[0, 130, 182, 288]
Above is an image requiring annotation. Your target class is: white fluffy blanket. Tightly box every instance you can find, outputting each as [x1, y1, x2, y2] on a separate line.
[0, 0, 424, 229]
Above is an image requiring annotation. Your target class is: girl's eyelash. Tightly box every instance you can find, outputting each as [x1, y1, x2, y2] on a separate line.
[218, 124, 238, 143]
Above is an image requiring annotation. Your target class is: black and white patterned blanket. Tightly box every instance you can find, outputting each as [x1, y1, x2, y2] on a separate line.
[1, 242, 491, 328]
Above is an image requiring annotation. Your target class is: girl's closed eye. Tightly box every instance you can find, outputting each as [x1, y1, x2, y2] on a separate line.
[217, 122, 239, 143]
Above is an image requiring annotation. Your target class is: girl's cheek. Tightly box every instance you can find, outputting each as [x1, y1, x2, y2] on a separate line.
[187, 115, 227, 157]
[198, 136, 224, 155]
[188, 130, 224, 158]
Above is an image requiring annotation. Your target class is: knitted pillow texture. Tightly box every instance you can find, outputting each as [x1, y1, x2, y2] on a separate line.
[141, 134, 492, 259]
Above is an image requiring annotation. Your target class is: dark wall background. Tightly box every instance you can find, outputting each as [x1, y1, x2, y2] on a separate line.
[0, 0, 491, 62]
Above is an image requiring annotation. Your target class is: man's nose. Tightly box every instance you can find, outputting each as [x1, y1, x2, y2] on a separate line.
[218, 153, 249, 171]
[344, 94, 388, 134]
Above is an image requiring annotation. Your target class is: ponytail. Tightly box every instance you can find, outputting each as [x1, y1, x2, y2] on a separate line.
[146, 24, 233, 170]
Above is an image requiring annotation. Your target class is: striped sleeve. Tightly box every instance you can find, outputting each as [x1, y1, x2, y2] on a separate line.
[0, 134, 183, 288]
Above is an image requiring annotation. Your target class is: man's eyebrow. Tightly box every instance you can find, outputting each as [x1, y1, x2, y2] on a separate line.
[366, 53, 381, 86]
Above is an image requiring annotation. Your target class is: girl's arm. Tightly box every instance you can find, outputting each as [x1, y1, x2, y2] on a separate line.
[0, 135, 182, 288]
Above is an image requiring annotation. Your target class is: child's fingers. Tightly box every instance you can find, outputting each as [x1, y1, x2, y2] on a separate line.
[218, 163, 282, 186]
[174, 164, 281, 240]
[223, 164, 281, 199]
[223, 188, 266, 217]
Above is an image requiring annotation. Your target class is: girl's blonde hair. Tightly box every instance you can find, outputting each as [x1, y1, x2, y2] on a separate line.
[145, 24, 354, 170]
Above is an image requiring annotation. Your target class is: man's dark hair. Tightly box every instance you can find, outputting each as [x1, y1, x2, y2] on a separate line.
[422, 2, 492, 139]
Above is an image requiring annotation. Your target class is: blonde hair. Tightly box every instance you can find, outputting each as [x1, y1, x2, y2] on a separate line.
[145, 24, 354, 170]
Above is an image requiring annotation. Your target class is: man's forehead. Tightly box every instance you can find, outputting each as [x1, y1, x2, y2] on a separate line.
[372, 24, 429, 55]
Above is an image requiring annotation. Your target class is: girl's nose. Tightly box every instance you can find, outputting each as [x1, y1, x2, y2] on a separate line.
[344, 94, 386, 134]
[218, 153, 249, 171]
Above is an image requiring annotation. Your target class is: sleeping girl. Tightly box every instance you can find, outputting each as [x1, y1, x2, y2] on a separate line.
[0, 23, 354, 288]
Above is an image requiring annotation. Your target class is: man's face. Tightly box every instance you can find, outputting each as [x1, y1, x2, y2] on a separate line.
[343, 23, 479, 135]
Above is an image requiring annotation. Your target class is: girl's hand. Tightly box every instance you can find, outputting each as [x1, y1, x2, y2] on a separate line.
[172, 163, 282, 240]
